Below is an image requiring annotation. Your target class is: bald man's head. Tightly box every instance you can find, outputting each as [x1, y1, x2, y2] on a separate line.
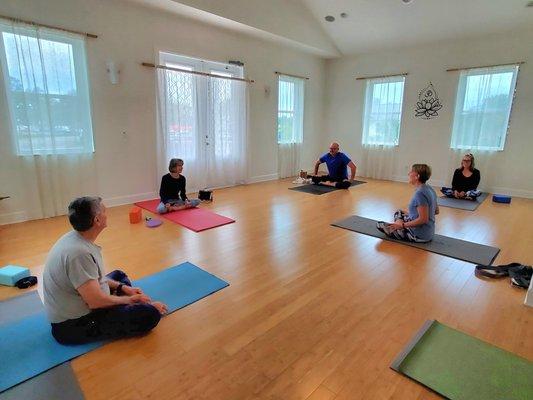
[329, 142, 340, 156]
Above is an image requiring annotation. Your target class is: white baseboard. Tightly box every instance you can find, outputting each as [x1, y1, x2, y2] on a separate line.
[0, 211, 29, 226]
[247, 173, 279, 184]
[381, 175, 533, 199]
[103, 191, 158, 208]
[487, 186, 533, 199]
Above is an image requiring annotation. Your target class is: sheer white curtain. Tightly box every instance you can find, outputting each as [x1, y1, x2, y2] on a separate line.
[446, 65, 519, 191]
[0, 19, 96, 219]
[156, 67, 203, 189]
[156, 53, 248, 193]
[277, 75, 304, 179]
[206, 76, 248, 189]
[450, 65, 519, 151]
[360, 77, 405, 179]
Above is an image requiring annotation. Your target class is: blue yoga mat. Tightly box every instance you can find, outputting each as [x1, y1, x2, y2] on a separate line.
[0, 262, 228, 393]
[133, 262, 229, 312]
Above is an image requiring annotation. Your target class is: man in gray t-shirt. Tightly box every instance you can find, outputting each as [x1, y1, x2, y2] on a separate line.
[43, 196, 167, 344]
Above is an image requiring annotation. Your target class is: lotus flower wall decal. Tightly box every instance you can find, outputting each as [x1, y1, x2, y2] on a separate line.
[415, 82, 442, 119]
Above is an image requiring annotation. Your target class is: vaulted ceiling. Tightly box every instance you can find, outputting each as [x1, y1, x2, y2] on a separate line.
[125, 0, 533, 58]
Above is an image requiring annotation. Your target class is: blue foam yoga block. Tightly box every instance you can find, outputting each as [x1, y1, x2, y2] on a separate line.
[492, 194, 511, 204]
[0, 265, 30, 286]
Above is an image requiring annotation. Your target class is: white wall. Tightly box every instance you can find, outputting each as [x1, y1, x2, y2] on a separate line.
[323, 29, 533, 197]
[0, 0, 326, 224]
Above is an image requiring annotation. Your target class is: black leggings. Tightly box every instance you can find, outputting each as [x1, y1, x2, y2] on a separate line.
[51, 270, 161, 345]
[311, 175, 351, 189]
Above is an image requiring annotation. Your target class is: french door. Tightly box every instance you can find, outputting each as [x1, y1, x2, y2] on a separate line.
[157, 52, 247, 192]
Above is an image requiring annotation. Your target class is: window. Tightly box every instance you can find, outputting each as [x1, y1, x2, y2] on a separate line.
[450, 65, 519, 151]
[0, 21, 94, 155]
[277, 75, 304, 144]
[361, 77, 405, 146]
[158, 51, 246, 165]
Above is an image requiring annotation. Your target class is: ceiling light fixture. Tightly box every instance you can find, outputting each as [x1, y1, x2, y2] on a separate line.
[340, 12, 348, 18]
[325, 15, 335, 22]
[402, 0, 414, 4]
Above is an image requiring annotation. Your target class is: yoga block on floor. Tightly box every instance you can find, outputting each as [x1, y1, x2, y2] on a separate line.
[0, 265, 30, 286]
[129, 207, 142, 223]
[492, 194, 511, 204]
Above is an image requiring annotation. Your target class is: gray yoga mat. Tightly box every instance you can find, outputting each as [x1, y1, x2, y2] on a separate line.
[0, 363, 84, 400]
[331, 215, 500, 265]
[437, 192, 489, 211]
[289, 180, 366, 195]
[0, 291, 44, 325]
[0, 292, 84, 399]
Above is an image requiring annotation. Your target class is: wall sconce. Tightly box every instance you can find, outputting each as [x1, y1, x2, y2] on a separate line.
[106, 61, 120, 84]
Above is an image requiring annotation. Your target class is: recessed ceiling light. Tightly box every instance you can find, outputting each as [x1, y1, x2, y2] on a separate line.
[402, 0, 414, 4]
[340, 12, 348, 18]
[325, 15, 335, 22]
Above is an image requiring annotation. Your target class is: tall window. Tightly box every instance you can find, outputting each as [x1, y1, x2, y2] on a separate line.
[450, 65, 519, 151]
[277, 75, 304, 144]
[361, 76, 405, 146]
[0, 20, 94, 155]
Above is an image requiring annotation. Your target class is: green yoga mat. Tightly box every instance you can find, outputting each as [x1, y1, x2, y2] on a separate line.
[391, 320, 533, 400]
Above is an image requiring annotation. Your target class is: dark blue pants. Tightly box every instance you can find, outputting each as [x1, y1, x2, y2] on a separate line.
[312, 175, 351, 189]
[51, 270, 160, 345]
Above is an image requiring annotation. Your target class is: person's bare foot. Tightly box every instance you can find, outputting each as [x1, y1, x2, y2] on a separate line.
[151, 301, 168, 315]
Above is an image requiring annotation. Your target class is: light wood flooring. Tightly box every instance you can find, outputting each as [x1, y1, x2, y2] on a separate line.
[0, 178, 532, 399]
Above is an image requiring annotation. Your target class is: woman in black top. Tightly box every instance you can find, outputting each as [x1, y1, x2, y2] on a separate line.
[441, 153, 481, 200]
[156, 159, 200, 214]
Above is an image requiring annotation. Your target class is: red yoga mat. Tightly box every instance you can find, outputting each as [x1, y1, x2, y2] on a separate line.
[134, 199, 235, 232]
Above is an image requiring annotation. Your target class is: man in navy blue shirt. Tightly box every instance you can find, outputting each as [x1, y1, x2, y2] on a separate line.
[311, 142, 357, 189]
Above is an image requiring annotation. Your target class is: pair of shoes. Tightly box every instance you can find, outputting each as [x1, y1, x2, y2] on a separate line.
[475, 262, 522, 278]
[376, 221, 392, 235]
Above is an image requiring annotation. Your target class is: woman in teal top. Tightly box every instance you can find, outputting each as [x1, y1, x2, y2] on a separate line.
[377, 164, 439, 242]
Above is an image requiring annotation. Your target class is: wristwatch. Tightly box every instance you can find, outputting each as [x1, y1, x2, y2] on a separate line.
[116, 283, 125, 295]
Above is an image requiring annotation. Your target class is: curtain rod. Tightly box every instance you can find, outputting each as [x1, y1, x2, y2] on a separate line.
[275, 71, 309, 80]
[142, 62, 254, 83]
[0, 14, 98, 39]
[355, 72, 408, 80]
[446, 61, 525, 72]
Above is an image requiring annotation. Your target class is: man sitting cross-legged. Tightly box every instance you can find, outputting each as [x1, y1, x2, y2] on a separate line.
[43, 196, 167, 345]
[310, 142, 357, 189]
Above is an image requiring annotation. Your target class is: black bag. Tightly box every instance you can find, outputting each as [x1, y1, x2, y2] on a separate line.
[198, 190, 213, 201]
[16, 276, 38, 289]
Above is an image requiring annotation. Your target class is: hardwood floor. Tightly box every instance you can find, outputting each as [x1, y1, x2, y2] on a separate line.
[1, 178, 532, 399]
